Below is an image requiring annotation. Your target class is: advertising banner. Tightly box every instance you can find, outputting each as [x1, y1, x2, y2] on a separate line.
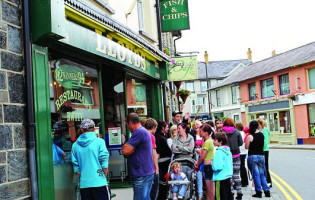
[160, 0, 190, 32]
[168, 56, 198, 81]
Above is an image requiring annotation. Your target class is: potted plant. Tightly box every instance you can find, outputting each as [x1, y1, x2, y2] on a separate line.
[287, 93, 297, 101]
[176, 89, 191, 103]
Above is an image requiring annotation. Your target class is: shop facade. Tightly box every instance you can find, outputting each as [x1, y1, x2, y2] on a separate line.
[30, 0, 169, 199]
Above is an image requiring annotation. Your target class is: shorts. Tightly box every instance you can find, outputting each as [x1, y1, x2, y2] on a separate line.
[204, 165, 213, 180]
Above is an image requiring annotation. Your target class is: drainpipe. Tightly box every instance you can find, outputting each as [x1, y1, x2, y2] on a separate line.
[23, 0, 39, 200]
[155, 0, 168, 120]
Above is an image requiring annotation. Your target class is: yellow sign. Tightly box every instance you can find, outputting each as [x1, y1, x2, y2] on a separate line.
[168, 56, 198, 81]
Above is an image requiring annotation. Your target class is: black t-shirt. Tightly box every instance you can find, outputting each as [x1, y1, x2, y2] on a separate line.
[248, 132, 265, 155]
[155, 131, 172, 158]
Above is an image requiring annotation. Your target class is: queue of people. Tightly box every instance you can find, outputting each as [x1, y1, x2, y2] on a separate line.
[69, 112, 272, 200]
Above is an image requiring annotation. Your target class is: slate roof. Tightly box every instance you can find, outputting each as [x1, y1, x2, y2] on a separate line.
[210, 42, 315, 90]
[65, 0, 170, 62]
[198, 59, 252, 79]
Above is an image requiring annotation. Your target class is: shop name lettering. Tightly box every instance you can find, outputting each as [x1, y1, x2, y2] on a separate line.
[171, 59, 195, 78]
[162, 0, 187, 20]
[96, 34, 146, 71]
[55, 90, 91, 111]
[54, 68, 85, 84]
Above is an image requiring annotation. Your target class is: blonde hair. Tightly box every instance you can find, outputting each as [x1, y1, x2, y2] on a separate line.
[170, 125, 177, 138]
[257, 118, 266, 128]
[171, 162, 181, 171]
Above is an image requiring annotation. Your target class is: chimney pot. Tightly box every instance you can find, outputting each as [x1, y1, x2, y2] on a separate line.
[247, 48, 252, 61]
[272, 50, 276, 56]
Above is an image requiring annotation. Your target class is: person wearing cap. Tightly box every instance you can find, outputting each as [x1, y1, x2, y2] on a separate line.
[122, 112, 154, 200]
[71, 119, 110, 200]
[169, 110, 183, 128]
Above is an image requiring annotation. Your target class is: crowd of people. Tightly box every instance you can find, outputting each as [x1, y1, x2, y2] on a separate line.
[69, 111, 272, 200]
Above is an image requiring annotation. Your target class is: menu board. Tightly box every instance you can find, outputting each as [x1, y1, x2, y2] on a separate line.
[108, 127, 122, 145]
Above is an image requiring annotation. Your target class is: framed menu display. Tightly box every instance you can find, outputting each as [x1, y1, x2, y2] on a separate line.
[108, 127, 122, 146]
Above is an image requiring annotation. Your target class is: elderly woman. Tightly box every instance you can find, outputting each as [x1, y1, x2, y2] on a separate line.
[172, 123, 195, 159]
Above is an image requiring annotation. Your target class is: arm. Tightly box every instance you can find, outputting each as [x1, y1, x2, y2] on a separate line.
[152, 149, 159, 174]
[245, 135, 253, 149]
[99, 140, 109, 175]
[71, 148, 80, 174]
[194, 149, 207, 169]
[122, 143, 135, 157]
[175, 137, 195, 154]
[238, 132, 244, 146]
[212, 150, 224, 171]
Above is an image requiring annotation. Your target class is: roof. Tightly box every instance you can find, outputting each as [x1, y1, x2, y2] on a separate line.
[198, 59, 252, 79]
[65, 0, 170, 62]
[210, 42, 315, 90]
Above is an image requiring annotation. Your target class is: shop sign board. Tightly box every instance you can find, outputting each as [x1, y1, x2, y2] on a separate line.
[108, 127, 122, 146]
[168, 56, 198, 81]
[54, 64, 85, 89]
[61, 21, 162, 80]
[160, 0, 190, 32]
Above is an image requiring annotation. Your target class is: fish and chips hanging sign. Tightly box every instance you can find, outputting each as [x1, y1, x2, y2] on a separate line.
[160, 0, 190, 32]
[168, 56, 198, 81]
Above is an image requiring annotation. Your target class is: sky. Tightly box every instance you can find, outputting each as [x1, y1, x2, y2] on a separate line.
[176, 0, 315, 62]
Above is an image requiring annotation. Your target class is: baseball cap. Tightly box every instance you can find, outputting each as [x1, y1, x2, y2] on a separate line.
[80, 119, 95, 129]
[172, 110, 183, 116]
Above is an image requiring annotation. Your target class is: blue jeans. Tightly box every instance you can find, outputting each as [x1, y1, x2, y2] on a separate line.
[131, 174, 154, 200]
[196, 171, 203, 197]
[172, 184, 187, 198]
[247, 155, 270, 192]
[150, 173, 159, 200]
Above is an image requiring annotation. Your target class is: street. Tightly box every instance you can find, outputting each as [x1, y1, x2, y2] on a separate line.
[269, 149, 315, 200]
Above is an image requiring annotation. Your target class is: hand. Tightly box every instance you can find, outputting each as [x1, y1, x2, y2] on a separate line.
[103, 168, 108, 176]
[195, 149, 201, 154]
[155, 168, 159, 174]
[76, 172, 81, 176]
[194, 161, 199, 169]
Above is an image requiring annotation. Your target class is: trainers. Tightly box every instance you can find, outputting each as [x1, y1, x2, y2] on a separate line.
[178, 195, 183, 200]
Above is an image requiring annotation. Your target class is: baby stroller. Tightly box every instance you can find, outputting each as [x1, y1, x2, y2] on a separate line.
[166, 158, 197, 200]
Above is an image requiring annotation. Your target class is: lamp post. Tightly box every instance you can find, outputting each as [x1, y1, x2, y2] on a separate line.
[204, 51, 213, 121]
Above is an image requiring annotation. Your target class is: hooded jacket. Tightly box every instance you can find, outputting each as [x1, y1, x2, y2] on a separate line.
[222, 127, 243, 155]
[71, 131, 109, 188]
[212, 146, 233, 181]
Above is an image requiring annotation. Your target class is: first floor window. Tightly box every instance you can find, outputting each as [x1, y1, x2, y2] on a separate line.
[248, 82, 257, 100]
[216, 90, 221, 106]
[309, 104, 315, 137]
[200, 81, 208, 92]
[186, 82, 194, 93]
[191, 95, 207, 114]
[308, 67, 315, 89]
[232, 86, 237, 104]
[261, 78, 275, 98]
[279, 74, 290, 95]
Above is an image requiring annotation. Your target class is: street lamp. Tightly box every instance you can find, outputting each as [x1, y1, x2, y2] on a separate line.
[204, 51, 213, 121]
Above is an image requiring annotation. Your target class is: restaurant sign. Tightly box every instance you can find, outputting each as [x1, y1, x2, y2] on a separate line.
[168, 56, 198, 81]
[160, 0, 190, 32]
[54, 64, 85, 89]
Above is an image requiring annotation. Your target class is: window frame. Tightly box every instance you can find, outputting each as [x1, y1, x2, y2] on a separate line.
[248, 82, 257, 101]
[231, 86, 237, 104]
[308, 67, 315, 90]
[260, 78, 275, 99]
[279, 73, 290, 95]
[216, 90, 221, 106]
[185, 82, 194, 93]
[200, 81, 208, 92]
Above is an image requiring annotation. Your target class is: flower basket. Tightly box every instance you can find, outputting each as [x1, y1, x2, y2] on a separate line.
[176, 89, 191, 103]
[287, 93, 297, 101]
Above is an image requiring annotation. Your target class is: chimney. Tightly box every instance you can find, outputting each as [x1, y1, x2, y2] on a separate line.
[247, 48, 252, 61]
[272, 50, 276, 56]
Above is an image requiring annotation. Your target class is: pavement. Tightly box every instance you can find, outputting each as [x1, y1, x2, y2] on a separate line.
[111, 144, 315, 199]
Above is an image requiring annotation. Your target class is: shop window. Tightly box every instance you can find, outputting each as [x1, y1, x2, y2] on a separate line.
[279, 74, 290, 95]
[279, 111, 291, 133]
[308, 67, 315, 89]
[248, 82, 257, 100]
[261, 78, 275, 99]
[216, 90, 221, 106]
[126, 78, 150, 118]
[309, 104, 315, 137]
[186, 82, 194, 92]
[231, 86, 237, 104]
[268, 112, 278, 132]
[192, 95, 207, 114]
[200, 81, 208, 92]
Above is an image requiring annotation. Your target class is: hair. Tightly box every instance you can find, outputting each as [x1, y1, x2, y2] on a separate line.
[144, 118, 158, 130]
[170, 125, 177, 138]
[249, 120, 259, 135]
[235, 122, 244, 131]
[214, 132, 228, 145]
[215, 118, 223, 123]
[171, 162, 181, 171]
[206, 120, 215, 128]
[223, 117, 235, 127]
[177, 123, 190, 134]
[127, 112, 140, 124]
[200, 123, 214, 136]
[257, 118, 266, 129]
[157, 120, 168, 133]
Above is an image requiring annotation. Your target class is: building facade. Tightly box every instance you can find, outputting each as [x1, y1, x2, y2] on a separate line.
[1, 0, 170, 199]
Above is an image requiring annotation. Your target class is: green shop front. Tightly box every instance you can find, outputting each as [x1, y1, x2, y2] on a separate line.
[30, 1, 168, 199]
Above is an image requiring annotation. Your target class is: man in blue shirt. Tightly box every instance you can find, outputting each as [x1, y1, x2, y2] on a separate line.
[122, 113, 154, 200]
[71, 119, 110, 200]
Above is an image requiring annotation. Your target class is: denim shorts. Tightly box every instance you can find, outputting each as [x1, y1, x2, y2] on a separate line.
[204, 165, 213, 180]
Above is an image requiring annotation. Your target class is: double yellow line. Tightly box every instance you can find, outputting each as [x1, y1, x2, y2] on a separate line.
[270, 171, 303, 200]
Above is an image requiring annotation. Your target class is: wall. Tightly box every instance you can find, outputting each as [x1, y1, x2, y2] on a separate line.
[294, 104, 310, 138]
[0, 0, 30, 199]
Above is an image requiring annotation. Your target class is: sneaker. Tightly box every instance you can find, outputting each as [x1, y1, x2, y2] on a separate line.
[251, 187, 255, 191]
[265, 191, 271, 197]
[178, 195, 183, 200]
